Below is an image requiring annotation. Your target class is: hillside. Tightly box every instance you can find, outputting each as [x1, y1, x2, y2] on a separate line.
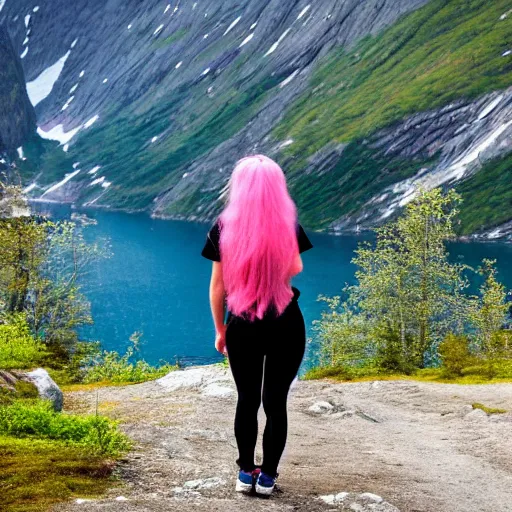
[1, 0, 511, 237]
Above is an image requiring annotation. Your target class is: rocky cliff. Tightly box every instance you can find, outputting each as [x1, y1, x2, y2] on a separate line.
[0, 23, 36, 154]
[1, 0, 511, 237]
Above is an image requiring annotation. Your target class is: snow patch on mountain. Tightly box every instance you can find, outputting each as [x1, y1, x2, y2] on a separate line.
[40, 169, 80, 197]
[239, 33, 253, 47]
[37, 124, 81, 145]
[223, 16, 241, 36]
[264, 28, 291, 56]
[26, 50, 71, 106]
[297, 5, 311, 20]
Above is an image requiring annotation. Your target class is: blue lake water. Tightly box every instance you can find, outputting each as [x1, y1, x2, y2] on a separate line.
[30, 201, 512, 370]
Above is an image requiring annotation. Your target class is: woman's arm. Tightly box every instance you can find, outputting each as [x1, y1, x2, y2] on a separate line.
[290, 252, 303, 276]
[209, 261, 227, 354]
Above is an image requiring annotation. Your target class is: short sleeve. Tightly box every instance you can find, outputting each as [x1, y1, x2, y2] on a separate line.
[297, 222, 313, 254]
[201, 221, 221, 262]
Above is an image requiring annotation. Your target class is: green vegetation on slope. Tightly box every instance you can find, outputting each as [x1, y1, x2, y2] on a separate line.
[55, 74, 282, 211]
[456, 152, 512, 235]
[0, 435, 117, 512]
[275, 0, 512, 155]
[288, 140, 439, 227]
[0, 313, 48, 370]
[274, 0, 512, 230]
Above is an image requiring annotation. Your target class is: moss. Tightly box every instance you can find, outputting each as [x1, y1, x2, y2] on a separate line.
[0, 435, 118, 512]
[14, 380, 39, 399]
[471, 402, 507, 414]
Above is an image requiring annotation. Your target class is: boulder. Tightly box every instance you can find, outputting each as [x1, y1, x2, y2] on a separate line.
[309, 401, 335, 414]
[24, 368, 63, 411]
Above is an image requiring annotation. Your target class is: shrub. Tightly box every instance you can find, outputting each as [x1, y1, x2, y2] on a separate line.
[438, 333, 471, 377]
[0, 312, 48, 369]
[80, 332, 178, 384]
[0, 399, 131, 456]
[374, 323, 418, 375]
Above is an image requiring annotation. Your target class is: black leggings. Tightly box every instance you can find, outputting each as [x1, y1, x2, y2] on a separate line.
[225, 288, 306, 478]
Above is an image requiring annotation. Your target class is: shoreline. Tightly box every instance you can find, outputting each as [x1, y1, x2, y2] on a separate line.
[27, 198, 512, 244]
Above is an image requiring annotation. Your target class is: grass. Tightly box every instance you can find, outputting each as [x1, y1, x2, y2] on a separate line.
[303, 358, 512, 384]
[472, 402, 507, 414]
[0, 435, 118, 512]
[40, 73, 282, 213]
[456, 152, 512, 235]
[0, 313, 49, 370]
[0, 399, 132, 456]
[288, 140, 439, 228]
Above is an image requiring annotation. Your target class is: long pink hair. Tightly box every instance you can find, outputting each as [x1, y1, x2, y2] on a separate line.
[218, 155, 299, 321]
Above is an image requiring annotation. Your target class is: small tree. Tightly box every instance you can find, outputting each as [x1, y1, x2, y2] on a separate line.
[0, 201, 112, 366]
[438, 333, 471, 377]
[351, 188, 470, 369]
[312, 294, 372, 370]
[470, 259, 510, 377]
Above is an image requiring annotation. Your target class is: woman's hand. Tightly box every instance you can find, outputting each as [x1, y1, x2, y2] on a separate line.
[215, 324, 228, 356]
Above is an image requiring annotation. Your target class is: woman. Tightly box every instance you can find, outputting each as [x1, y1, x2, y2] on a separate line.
[200, 154, 313, 497]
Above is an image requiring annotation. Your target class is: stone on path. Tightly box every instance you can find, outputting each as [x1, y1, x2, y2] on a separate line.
[309, 400, 334, 414]
[320, 491, 400, 511]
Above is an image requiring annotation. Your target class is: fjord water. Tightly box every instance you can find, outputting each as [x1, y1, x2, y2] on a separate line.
[31, 202, 512, 369]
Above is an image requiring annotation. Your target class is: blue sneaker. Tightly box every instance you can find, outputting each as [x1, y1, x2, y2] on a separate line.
[235, 468, 259, 493]
[255, 471, 278, 496]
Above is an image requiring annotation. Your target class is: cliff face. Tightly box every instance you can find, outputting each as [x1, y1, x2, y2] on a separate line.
[1, 0, 511, 237]
[0, 24, 36, 153]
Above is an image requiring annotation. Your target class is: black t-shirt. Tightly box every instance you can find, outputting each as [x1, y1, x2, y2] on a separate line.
[201, 220, 313, 262]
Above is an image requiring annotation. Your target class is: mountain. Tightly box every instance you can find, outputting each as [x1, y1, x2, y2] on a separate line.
[1, 0, 511, 238]
[0, 23, 35, 155]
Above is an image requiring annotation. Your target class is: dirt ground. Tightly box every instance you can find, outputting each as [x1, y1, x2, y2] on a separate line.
[53, 365, 512, 512]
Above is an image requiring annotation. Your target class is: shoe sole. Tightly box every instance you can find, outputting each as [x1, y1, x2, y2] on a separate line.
[235, 479, 253, 493]
[255, 482, 275, 496]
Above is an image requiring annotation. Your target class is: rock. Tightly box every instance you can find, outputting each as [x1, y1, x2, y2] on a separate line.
[309, 401, 335, 414]
[320, 494, 336, 505]
[156, 368, 205, 391]
[464, 408, 488, 421]
[335, 491, 350, 502]
[115, 496, 129, 501]
[24, 368, 63, 411]
[321, 491, 400, 511]
[0, 370, 17, 392]
[156, 366, 235, 398]
[0, 25, 36, 153]
[202, 382, 234, 398]
[331, 410, 356, 419]
[360, 492, 384, 503]
[182, 476, 225, 490]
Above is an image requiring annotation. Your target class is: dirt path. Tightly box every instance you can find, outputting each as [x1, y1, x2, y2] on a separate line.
[53, 366, 512, 512]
